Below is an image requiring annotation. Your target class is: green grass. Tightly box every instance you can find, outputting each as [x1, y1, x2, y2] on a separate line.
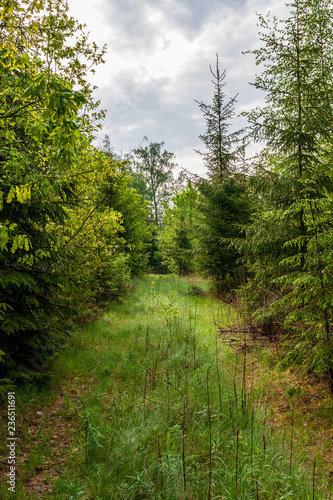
[0, 275, 327, 499]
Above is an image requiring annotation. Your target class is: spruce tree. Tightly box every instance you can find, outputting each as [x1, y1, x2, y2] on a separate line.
[195, 55, 250, 293]
[195, 54, 243, 180]
[241, 0, 333, 385]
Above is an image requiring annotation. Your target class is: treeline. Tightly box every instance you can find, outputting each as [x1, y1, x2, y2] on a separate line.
[1, 0, 333, 391]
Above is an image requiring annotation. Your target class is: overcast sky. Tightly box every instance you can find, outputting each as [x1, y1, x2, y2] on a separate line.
[68, 0, 287, 176]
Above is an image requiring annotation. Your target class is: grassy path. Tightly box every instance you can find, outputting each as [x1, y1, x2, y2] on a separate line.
[0, 275, 327, 498]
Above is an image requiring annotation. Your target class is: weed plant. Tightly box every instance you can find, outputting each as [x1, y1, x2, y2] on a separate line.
[0, 275, 327, 499]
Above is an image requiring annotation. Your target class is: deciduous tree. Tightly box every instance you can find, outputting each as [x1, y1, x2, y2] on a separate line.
[158, 183, 199, 276]
[0, 0, 107, 379]
[130, 137, 178, 225]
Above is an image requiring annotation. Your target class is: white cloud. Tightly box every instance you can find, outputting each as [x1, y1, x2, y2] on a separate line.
[68, 0, 288, 175]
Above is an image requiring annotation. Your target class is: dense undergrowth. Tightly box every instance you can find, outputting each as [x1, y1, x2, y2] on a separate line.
[0, 276, 330, 498]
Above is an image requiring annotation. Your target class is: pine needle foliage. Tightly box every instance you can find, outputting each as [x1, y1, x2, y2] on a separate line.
[195, 55, 251, 293]
[239, 0, 333, 385]
[195, 54, 244, 181]
[197, 175, 251, 293]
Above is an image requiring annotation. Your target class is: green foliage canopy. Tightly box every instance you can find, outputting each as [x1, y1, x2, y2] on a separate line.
[240, 0, 333, 382]
[158, 183, 199, 276]
[130, 137, 178, 226]
[0, 0, 147, 382]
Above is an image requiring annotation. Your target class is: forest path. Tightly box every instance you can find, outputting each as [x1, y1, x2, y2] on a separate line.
[0, 275, 328, 499]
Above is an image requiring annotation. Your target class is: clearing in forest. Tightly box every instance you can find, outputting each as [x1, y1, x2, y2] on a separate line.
[0, 275, 330, 498]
